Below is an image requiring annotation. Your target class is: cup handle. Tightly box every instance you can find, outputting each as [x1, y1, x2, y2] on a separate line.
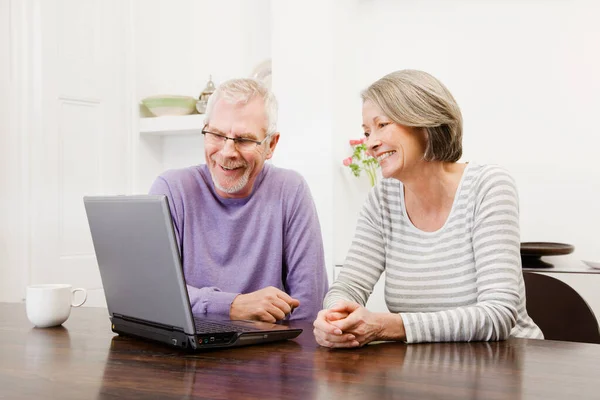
[71, 288, 87, 307]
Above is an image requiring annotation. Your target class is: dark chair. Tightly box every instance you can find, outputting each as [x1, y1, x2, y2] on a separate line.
[523, 271, 600, 344]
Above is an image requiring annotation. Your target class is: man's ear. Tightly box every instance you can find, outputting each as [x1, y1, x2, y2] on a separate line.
[265, 132, 280, 160]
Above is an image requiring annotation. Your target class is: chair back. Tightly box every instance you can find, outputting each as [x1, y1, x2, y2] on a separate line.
[523, 271, 600, 344]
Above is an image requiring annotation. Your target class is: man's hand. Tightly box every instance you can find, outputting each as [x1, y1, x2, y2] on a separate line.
[230, 286, 300, 322]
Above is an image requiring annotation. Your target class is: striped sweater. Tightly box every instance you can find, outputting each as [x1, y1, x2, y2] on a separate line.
[325, 163, 543, 343]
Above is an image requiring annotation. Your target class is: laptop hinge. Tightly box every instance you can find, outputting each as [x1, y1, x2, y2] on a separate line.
[113, 313, 185, 333]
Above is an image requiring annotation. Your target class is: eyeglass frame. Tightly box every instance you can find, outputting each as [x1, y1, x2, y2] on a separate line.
[201, 125, 272, 150]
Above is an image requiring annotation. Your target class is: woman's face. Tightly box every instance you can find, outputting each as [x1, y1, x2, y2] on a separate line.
[362, 100, 427, 180]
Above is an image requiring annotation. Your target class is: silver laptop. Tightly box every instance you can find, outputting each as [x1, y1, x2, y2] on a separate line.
[83, 195, 302, 351]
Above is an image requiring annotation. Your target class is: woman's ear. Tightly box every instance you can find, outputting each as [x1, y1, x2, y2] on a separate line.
[417, 127, 430, 161]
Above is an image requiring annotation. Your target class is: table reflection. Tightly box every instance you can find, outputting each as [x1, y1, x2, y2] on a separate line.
[20, 324, 110, 399]
[25, 325, 72, 368]
[99, 336, 311, 399]
[313, 341, 523, 399]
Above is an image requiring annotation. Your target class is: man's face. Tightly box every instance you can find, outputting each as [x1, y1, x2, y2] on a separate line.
[204, 97, 279, 198]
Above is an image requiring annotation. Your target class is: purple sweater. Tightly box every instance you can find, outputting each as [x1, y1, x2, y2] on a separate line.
[149, 163, 328, 321]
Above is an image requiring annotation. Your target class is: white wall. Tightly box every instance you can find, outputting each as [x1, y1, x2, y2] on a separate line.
[270, 0, 338, 281]
[334, 0, 600, 266]
[0, 0, 31, 301]
[0, 0, 15, 298]
[134, 0, 271, 101]
[0, 0, 8, 157]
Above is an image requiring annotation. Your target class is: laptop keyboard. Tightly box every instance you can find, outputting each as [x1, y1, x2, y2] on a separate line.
[193, 318, 256, 333]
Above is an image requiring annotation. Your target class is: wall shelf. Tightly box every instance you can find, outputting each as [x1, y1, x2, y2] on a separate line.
[139, 114, 205, 136]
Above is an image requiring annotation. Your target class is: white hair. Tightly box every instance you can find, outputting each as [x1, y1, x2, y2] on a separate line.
[204, 78, 278, 136]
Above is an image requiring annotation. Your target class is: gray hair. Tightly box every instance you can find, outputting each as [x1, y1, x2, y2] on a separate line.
[361, 69, 463, 162]
[204, 78, 278, 136]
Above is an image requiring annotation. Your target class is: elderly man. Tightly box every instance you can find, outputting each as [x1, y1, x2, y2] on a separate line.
[149, 78, 328, 322]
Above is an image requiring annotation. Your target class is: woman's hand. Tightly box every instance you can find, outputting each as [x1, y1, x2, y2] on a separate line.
[328, 301, 384, 347]
[314, 300, 406, 348]
[313, 301, 360, 348]
[313, 300, 381, 348]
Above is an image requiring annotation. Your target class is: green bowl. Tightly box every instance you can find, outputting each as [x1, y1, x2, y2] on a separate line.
[141, 95, 197, 117]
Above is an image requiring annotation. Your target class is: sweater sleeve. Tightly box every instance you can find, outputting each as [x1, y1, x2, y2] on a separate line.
[324, 186, 386, 309]
[282, 176, 329, 321]
[149, 175, 238, 318]
[401, 168, 521, 343]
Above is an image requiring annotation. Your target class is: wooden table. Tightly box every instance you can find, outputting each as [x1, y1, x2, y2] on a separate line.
[1, 303, 600, 399]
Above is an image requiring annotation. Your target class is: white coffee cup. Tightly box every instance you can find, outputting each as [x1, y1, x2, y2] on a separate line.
[26, 284, 87, 328]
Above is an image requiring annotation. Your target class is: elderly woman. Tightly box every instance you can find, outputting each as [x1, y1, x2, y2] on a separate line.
[314, 70, 543, 347]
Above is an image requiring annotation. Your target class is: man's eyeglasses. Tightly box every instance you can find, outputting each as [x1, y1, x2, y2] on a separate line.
[201, 126, 271, 151]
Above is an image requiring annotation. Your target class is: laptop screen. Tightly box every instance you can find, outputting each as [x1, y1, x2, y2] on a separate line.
[84, 195, 196, 335]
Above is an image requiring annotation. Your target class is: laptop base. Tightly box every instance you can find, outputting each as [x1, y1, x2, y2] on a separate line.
[111, 315, 302, 351]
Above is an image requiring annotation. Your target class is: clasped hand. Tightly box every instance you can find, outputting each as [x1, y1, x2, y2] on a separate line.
[230, 286, 300, 323]
[313, 300, 384, 348]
